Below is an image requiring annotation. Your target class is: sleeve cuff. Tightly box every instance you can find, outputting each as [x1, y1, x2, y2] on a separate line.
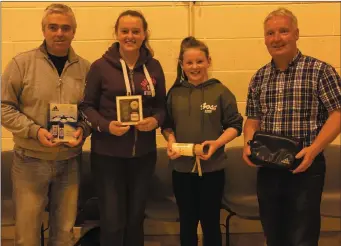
[98, 119, 111, 133]
[77, 121, 92, 138]
[28, 124, 42, 140]
[150, 115, 159, 127]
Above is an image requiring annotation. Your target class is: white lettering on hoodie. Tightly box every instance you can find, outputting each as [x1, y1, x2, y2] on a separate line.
[200, 102, 218, 113]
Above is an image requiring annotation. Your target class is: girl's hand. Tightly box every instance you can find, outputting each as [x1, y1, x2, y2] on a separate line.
[167, 138, 181, 160]
[198, 140, 219, 160]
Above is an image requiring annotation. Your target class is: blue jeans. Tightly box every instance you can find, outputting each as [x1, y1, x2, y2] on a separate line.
[12, 148, 79, 246]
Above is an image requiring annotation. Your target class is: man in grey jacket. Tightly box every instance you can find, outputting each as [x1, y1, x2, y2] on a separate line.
[1, 4, 90, 246]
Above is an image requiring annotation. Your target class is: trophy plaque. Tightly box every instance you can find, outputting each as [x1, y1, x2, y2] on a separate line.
[116, 95, 143, 125]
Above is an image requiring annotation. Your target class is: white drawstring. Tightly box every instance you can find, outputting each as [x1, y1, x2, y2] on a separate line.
[120, 59, 131, 96]
[191, 156, 203, 177]
[143, 65, 155, 97]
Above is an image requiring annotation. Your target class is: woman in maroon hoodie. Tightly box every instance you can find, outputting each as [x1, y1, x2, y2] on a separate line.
[79, 10, 166, 246]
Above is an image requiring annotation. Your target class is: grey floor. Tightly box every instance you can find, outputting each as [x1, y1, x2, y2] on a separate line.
[145, 232, 341, 246]
[2, 232, 341, 246]
[2, 213, 340, 245]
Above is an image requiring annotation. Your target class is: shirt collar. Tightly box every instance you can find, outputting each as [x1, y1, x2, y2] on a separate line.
[270, 49, 302, 71]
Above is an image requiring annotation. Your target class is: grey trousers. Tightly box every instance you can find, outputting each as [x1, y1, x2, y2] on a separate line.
[12, 148, 79, 246]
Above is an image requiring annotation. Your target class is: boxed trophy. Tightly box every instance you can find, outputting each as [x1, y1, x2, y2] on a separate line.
[116, 95, 143, 125]
[49, 103, 78, 143]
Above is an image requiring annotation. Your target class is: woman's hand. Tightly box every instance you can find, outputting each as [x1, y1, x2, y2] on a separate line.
[109, 121, 130, 136]
[136, 117, 158, 132]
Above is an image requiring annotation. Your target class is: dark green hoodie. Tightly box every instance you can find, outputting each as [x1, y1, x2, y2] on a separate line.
[162, 78, 243, 173]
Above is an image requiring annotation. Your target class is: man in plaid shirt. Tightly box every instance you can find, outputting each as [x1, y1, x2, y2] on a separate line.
[243, 7, 341, 246]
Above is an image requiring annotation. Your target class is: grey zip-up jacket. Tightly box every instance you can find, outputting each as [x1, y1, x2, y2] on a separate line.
[162, 78, 243, 173]
[1, 42, 90, 160]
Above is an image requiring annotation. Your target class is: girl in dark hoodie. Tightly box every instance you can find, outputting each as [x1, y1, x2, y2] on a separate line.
[79, 10, 166, 246]
[162, 37, 243, 246]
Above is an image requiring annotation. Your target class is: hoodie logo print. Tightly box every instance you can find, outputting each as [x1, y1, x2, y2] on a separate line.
[200, 102, 217, 113]
[141, 77, 156, 96]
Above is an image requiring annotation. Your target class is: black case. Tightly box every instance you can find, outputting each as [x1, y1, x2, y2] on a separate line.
[248, 131, 303, 170]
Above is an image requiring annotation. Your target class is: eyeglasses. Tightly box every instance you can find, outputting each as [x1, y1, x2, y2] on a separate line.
[47, 24, 73, 33]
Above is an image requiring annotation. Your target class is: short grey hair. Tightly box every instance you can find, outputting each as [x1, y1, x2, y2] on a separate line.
[41, 3, 77, 32]
[264, 7, 298, 29]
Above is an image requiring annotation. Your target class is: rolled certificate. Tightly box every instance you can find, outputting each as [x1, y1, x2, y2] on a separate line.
[171, 143, 209, 156]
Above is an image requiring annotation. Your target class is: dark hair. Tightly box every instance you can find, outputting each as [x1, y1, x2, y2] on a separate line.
[114, 10, 154, 57]
[173, 36, 210, 87]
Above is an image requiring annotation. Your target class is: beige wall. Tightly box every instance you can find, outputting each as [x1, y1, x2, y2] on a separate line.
[1, 1, 340, 151]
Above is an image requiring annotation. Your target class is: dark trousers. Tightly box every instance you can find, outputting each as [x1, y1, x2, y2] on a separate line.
[91, 151, 156, 246]
[257, 156, 326, 246]
[172, 170, 225, 246]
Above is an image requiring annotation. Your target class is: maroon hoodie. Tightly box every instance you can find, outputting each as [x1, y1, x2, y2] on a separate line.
[79, 42, 166, 158]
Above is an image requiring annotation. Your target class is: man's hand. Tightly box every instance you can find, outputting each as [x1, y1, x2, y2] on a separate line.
[64, 127, 84, 147]
[242, 144, 258, 167]
[109, 121, 130, 136]
[292, 146, 319, 174]
[136, 117, 158, 132]
[198, 140, 219, 160]
[167, 136, 181, 160]
[37, 128, 61, 147]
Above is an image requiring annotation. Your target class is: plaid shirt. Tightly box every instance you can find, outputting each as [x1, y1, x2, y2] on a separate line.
[246, 51, 341, 147]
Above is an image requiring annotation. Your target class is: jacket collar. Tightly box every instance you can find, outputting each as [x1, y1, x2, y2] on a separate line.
[37, 40, 79, 63]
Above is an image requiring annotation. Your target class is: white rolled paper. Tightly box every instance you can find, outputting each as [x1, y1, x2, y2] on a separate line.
[171, 143, 195, 156]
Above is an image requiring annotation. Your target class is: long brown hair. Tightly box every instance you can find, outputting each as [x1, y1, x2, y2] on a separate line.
[114, 10, 154, 57]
